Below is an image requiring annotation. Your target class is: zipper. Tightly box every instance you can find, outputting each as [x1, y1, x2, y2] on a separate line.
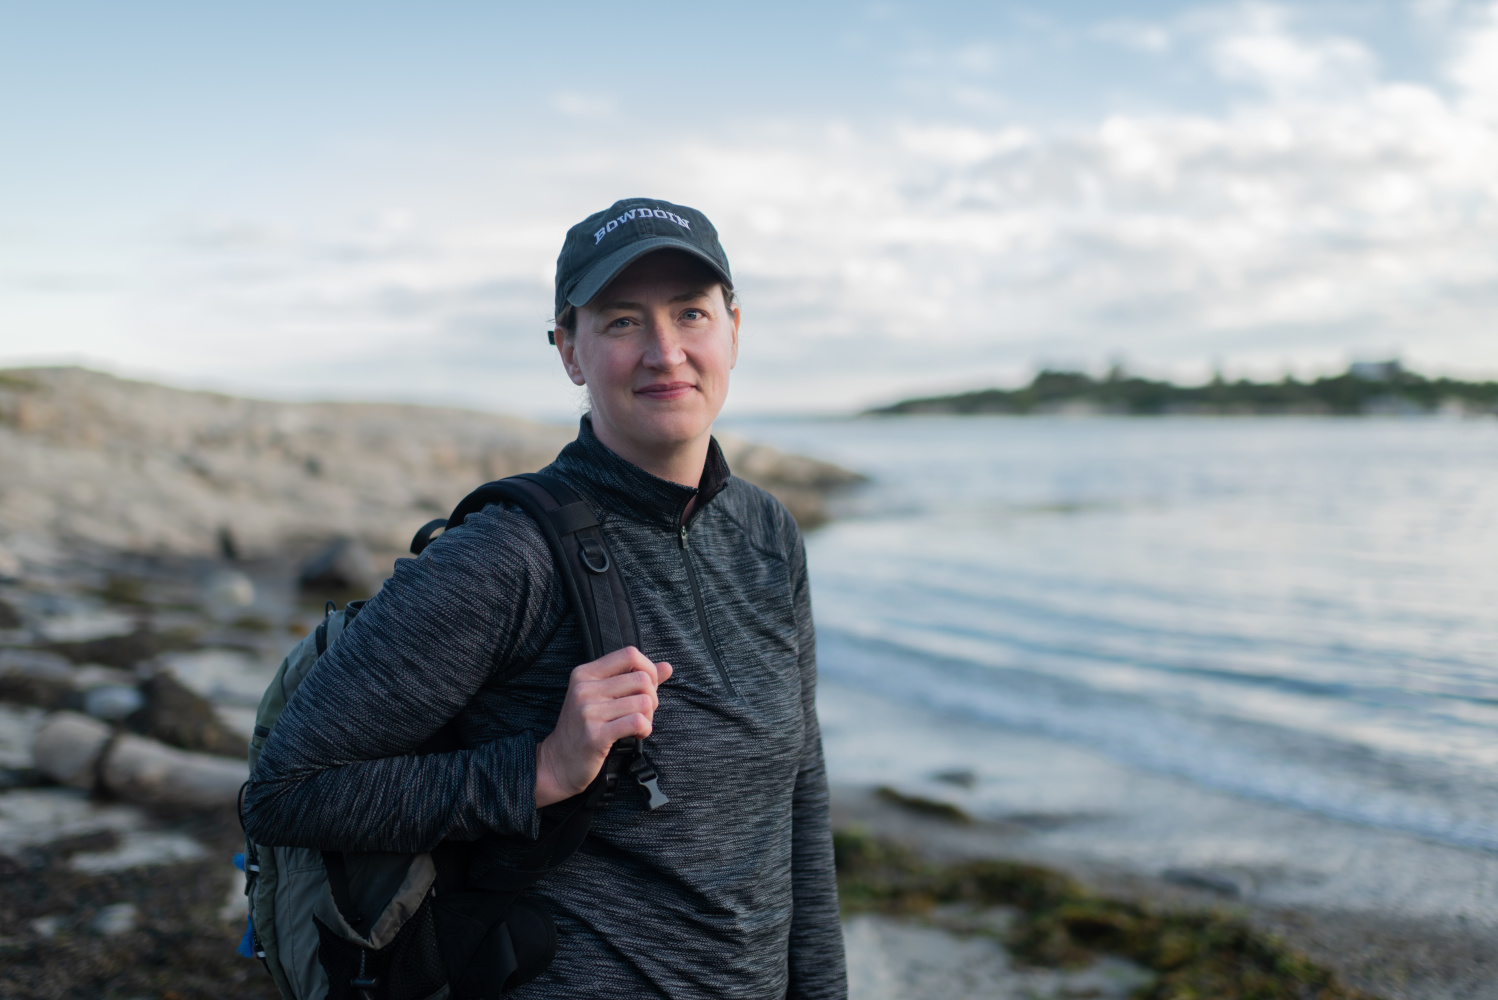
[678, 523, 739, 699]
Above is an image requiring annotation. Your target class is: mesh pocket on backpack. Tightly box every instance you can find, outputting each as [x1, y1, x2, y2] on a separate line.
[314, 889, 447, 1000]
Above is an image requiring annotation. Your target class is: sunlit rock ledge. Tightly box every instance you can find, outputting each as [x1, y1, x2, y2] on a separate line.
[0, 367, 861, 566]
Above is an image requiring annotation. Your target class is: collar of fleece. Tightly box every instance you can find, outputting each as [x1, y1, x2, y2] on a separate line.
[550, 413, 732, 529]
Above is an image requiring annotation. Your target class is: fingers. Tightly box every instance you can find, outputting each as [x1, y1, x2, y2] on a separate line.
[586, 669, 661, 703]
[567, 696, 656, 763]
[577, 646, 651, 678]
[574, 647, 671, 686]
[581, 692, 658, 726]
[601, 712, 654, 743]
[561, 647, 670, 754]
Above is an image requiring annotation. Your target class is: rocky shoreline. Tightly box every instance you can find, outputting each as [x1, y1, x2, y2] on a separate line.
[0, 367, 861, 570]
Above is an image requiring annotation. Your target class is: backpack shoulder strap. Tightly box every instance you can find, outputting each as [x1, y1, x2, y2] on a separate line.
[411, 472, 639, 663]
[415, 473, 665, 898]
[494, 476, 665, 812]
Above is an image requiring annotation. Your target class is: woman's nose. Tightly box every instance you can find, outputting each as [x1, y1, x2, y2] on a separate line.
[643, 321, 688, 368]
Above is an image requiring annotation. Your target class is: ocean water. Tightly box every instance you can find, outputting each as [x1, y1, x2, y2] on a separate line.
[723, 415, 1498, 853]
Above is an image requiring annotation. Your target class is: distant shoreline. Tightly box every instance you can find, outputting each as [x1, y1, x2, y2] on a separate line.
[867, 361, 1498, 418]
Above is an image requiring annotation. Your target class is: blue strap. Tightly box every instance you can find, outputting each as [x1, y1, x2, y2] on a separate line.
[237, 915, 256, 959]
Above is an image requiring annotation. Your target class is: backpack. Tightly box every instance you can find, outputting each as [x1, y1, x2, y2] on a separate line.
[237, 473, 666, 1000]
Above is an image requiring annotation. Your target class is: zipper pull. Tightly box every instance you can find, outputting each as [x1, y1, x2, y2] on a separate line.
[678, 524, 688, 548]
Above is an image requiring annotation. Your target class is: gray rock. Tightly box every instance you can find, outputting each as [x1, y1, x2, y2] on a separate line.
[0, 671, 76, 712]
[0, 544, 20, 581]
[1161, 866, 1254, 898]
[32, 711, 112, 788]
[843, 913, 1152, 1000]
[32, 711, 245, 807]
[299, 537, 375, 594]
[31, 915, 64, 939]
[91, 903, 137, 937]
[0, 368, 854, 559]
[100, 733, 246, 808]
[83, 684, 145, 721]
[0, 367, 571, 558]
[0, 648, 73, 682]
[72, 665, 138, 690]
[0, 702, 47, 769]
[43, 628, 157, 670]
[129, 670, 245, 757]
[204, 569, 255, 609]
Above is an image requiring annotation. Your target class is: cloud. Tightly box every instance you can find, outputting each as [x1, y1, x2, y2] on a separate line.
[47, 2, 1498, 415]
[1448, 2, 1498, 119]
[1208, 4, 1379, 96]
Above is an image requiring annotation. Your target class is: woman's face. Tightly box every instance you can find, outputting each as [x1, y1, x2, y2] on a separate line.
[558, 250, 739, 465]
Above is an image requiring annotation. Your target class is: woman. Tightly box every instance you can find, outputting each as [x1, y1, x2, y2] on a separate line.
[244, 198, 848, 999]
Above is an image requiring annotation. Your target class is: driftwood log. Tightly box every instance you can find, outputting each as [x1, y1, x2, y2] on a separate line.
[33, 711, 246, 808]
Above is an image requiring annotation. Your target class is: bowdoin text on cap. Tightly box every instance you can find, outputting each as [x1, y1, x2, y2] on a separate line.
[553, 198, 733, 324]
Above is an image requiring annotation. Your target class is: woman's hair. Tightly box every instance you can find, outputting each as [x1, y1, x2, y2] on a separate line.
[553, 283, 738, 340]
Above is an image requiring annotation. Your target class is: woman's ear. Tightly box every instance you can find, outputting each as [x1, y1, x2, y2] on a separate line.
[556, 326, 587, 386]
[728, 303, 740, 370]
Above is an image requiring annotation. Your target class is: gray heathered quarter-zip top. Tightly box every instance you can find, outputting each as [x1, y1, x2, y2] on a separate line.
[242, 416, 848, 1000]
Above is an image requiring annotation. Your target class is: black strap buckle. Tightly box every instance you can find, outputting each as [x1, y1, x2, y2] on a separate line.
[629, 750, 670, 810]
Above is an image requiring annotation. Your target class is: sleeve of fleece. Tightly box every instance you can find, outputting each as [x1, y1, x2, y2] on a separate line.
[241, 503, 563, 854]
[785, 526, 849, 1000]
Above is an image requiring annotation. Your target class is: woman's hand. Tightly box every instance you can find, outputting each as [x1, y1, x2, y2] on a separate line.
[535, 646, 673, 808]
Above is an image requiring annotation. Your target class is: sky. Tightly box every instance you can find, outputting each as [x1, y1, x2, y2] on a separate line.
[3, 0, 1497, 418]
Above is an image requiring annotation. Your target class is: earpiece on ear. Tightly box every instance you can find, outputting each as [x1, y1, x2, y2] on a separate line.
[548, 329, 557, 345]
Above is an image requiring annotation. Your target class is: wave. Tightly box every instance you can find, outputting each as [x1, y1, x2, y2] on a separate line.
[816, 626, 1498, 853]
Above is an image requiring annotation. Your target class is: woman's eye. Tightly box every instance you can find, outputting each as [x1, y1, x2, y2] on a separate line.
[609, 317, 633, 329]
[682, 309, 704, 321]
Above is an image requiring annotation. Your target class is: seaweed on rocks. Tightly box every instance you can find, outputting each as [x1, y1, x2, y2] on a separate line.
[833, 827, 1077, 917]
[832, 827, 1376, 1000]
[228, 614, 273, 633]
[876, 785, 975, 824]
[1015, 900, 1368, 999]
[95, 575, 150, 608]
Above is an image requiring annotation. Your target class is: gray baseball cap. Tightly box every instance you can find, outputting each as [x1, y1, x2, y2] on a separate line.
[553, 198, 732, 322]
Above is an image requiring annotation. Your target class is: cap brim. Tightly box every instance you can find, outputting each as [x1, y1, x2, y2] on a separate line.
[565, 236, 733, 309]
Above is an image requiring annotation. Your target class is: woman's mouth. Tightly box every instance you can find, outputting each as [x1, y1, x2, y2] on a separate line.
[636, 382, 695, 400]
